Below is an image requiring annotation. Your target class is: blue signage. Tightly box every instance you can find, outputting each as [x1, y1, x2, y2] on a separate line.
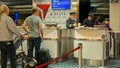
[13, 12, 19, 23]
[52, 0, 70, 10]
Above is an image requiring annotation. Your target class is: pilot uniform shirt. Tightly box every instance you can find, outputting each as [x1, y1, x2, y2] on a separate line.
[66, 18, 76, 28]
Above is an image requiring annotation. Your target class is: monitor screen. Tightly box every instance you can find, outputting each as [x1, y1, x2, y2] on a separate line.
[51, 0, 70, 10]
[13, 12, 19, 23]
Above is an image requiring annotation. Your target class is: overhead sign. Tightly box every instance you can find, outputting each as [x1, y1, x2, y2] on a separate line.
[51, 0, 70, 10]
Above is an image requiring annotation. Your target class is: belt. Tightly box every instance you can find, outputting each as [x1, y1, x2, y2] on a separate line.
[0, 41, 13, 45]
[0, 41, 13, 43]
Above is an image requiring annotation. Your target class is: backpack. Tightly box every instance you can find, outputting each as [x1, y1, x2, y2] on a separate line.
[38, 48, 51, 68]
[16, 52, 37, 68]
[22, 57, 37, 68]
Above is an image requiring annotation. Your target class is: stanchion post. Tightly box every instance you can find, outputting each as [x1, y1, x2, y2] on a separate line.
[102, 35, 105, 67]
[78, 43, 82, 68]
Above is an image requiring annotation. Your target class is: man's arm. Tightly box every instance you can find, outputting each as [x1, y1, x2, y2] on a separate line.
[82, 19, 87, 27]
[7, 17, 22, 37]
[66, 19, 70, 28]
[39, 24, 43, 41]
[7, 17, 28, 39]
[22, 22, 28, 32]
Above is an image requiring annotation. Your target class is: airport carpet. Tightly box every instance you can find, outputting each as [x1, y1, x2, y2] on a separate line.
[0, 60, 120, 68]
[48, 60, 120, 68]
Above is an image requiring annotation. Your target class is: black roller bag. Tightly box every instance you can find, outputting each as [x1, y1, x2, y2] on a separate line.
[38, 48, 51, 68]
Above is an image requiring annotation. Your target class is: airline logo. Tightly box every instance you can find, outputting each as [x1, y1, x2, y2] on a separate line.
[37, 4, 50, 20]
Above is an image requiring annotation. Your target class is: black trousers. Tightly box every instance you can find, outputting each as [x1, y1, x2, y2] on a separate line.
[0, 41, 16, 68]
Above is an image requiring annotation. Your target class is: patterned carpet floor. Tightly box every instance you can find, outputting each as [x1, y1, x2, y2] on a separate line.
[48, 60, 120, 68]
[1, 59, 120, 68]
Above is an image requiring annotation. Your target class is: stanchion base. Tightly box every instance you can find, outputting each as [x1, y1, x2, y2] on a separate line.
[98, 66, 106, 68]
[82, 59, 102, 66]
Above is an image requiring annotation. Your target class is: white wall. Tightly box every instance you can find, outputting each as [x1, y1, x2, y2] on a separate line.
[110, 1, 120, 31]
[32, 0, 72, 28]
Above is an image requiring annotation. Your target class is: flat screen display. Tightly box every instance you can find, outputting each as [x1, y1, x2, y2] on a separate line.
[51, 0, 70, 10]
[13, 12, 19, 23]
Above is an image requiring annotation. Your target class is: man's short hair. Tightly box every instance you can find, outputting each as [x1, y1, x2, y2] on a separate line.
[32, 7, 39, 14]
[88, 14, 94, 17]
[104, 18, 109, 21]
[70, 12, 76, 15]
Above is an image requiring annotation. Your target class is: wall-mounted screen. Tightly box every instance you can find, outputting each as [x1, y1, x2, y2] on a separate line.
[13, 12, 19, 23]
[51, 0, 70, 10]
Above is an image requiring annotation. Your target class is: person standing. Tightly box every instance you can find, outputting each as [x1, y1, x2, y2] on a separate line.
[22, 7, 43, 65]
[104, 18, 112, 31]
[82, 14, 94, 27]
[0, 5, 28, 68]
[66, 12, 77, 28]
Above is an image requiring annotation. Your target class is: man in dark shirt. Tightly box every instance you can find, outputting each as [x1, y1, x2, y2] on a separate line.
[66, 12, 77, 28]
[82, 14, 94, 27]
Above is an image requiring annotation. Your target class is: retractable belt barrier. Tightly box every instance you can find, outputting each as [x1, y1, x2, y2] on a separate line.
[35, 44, 82, 68]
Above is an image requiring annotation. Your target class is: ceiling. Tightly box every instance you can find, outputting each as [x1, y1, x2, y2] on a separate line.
[0, 0, 32, 6]
[0, 0, 109, 14]
[0, 0, 32, 13]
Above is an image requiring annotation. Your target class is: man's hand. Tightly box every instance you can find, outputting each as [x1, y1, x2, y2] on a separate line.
[22, 35, 28, 40]
[73, 23, 77, 27]
[41, 37, 43, 42]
